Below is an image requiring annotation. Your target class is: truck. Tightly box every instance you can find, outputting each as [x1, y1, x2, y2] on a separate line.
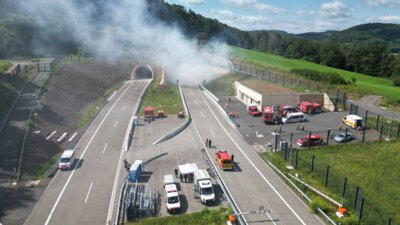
[298, 102, 322, 114]
[58, 149, 76, 170]
[342, 115, 363, 129]
[144, 106, 154, 121]
[247, 105, 262, 117]
[163, 174, 181, 213]
[262, 106, 279, 124]
[193, 169, 215, 204]
[215, 150, 233, 170]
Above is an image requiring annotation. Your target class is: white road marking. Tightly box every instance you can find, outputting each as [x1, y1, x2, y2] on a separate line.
[84, 182, 93, 204]
[44, 82, 133, 225]
[114, 120, 119, 128]
[45, 131, 57, 140]
[68, 132, 77, 142]
[196, 87, 307, 225]
[122, 105, 126, 111]
[210, 129, 216, 138]
[200, 112, 204, 118]
[102, 143, 108, 154]
[106, 140, 125, 224]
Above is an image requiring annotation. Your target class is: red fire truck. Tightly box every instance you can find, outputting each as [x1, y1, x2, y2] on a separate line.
[298, 102, 322, 114]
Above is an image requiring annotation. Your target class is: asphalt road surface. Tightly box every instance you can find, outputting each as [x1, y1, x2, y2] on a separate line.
[183, 86, 324, 225]
[24, 80, 150, 225]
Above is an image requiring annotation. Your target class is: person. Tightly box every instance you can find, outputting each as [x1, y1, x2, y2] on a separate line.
[208, 139, 212, 147]
[301, 123, 305, 131]
[338, 123, 343, 130]
[183, 174, 187, 183]
[278, 125, 282, 133]
[206, 138, 209, 147]
[174, 169, 178, 178]
[296, 122, 300, 130]
[231, 154, 235, 163]
[179, 173, 183, 182]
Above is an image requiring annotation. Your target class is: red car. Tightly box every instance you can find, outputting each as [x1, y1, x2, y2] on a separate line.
[296, 134, 323, 147]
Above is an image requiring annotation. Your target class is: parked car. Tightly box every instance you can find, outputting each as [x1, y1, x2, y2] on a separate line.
[334, 132, 353, 143]
[297, 134, 323, 147]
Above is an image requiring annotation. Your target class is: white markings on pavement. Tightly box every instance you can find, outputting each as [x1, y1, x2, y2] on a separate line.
[196, 87, 307, 225]
[114, 120, 119, 128]
[102, 143, 108, 154]
[200, 112, 204, 118]
[44, 82, 133, 225]
[122, 105, 126, 111]
[45, 131, 57, 140]
[85, 182, 93, 204]
[68, 132, 77, 142]
[210, 129, 216, 138]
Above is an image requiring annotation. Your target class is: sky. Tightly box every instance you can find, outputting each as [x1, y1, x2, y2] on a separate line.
[164, 0, 400, 33]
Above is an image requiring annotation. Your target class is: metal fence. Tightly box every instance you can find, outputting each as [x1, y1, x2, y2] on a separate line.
[231, 60, 348, 111]
[275, 131, 398, 225]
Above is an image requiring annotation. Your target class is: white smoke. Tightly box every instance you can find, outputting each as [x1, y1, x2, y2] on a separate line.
[21, 0, 230, 85]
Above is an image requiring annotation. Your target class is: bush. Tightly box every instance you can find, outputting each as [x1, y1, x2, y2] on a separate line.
[291, 69, 348, 85]
[393, 77, 400, 87]
[309, 197, 334, 214]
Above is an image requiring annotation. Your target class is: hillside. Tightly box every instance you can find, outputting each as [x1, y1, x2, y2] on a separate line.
[298, 23, 400, 53]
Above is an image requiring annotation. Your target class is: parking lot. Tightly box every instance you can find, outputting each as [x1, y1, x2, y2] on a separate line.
[216, 96, 360, 150]
[124, 116, 226, 220]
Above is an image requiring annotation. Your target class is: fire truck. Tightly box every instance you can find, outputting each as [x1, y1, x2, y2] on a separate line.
[247, 105, 262, 117]
[262, 106, 279, 124]
[298, 102, 322, 114]
[215, 150, 233, 170]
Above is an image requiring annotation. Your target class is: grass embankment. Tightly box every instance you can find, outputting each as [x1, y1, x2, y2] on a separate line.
[130, 207, 232, 225]
[0, 61, 37, 121]
[231, 46, 400, 105]
[204, 72, 254, 96]
[139, 76, 183, 115]
[30, 155, 59, 180]
[77, 81, 123, 129]
[262, 141, 400, 224]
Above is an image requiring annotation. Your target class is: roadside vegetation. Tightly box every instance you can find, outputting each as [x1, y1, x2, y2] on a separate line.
[30, 154, 59, 180]
[130, 206, 232, 225]
[139, 76, 183, 115]
[204, 73, 253, 96]
[231, 46, 400, 106]
[261, 140, 400, 224]
[77, 81, 123, 129]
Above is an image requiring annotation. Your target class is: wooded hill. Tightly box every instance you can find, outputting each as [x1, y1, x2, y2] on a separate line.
[1, 0, 399, 82]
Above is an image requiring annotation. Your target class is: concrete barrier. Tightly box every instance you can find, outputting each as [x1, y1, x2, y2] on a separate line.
[152, 84, 191, 145]
[199, 84, 219, 102]
[123, 79, 152, 151]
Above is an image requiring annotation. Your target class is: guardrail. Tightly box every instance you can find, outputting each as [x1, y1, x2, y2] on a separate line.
[152, 84, 191, 145]
[123, 79, 152, 151]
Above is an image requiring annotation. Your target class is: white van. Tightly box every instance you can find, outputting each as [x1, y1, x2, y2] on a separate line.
[282, 112, 305, 123]
[58, 149, 76, 170]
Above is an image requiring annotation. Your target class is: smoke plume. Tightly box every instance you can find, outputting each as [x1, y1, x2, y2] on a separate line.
[21, 0, 231, 85]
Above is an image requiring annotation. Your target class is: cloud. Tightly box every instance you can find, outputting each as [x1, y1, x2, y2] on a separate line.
[220, 0, 285, 14]
[319, 1, 351, 18]
[210, 9, 271, 30]
[366, 0, 400, 8]
[377, 15, 400, 23]
[20, 0, 229, 85]
[181, 0, 205, 5]
[296, 9, 315, 16]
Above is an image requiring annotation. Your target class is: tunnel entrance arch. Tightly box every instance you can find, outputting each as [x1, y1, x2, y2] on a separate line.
[131, 64, 154, 80]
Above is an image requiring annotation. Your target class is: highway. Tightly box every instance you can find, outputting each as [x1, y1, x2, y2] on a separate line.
[24, 79, 150, 225]
[183, 86, 324, 225]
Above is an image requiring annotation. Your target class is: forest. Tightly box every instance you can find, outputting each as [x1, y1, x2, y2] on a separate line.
[1, 0, 399, 81]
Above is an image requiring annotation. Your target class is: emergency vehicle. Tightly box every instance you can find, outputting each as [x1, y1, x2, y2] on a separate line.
[262, 106, 279, 124]
[342, 115, 363, 129]
[215, 150, 233, 170]
[298, 102, 322, 114]
[247, 105, 262, 117]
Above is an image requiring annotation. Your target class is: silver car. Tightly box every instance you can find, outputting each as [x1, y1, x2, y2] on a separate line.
[334, 132, 353, 143]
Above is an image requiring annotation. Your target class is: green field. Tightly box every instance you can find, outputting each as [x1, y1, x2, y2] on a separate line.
[231, 46, 400, 103]
[262, 140, 400, 224]
[0, 60, 12, 73]
[129, 207, 232, 225]
[139, 77, 183, 115]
